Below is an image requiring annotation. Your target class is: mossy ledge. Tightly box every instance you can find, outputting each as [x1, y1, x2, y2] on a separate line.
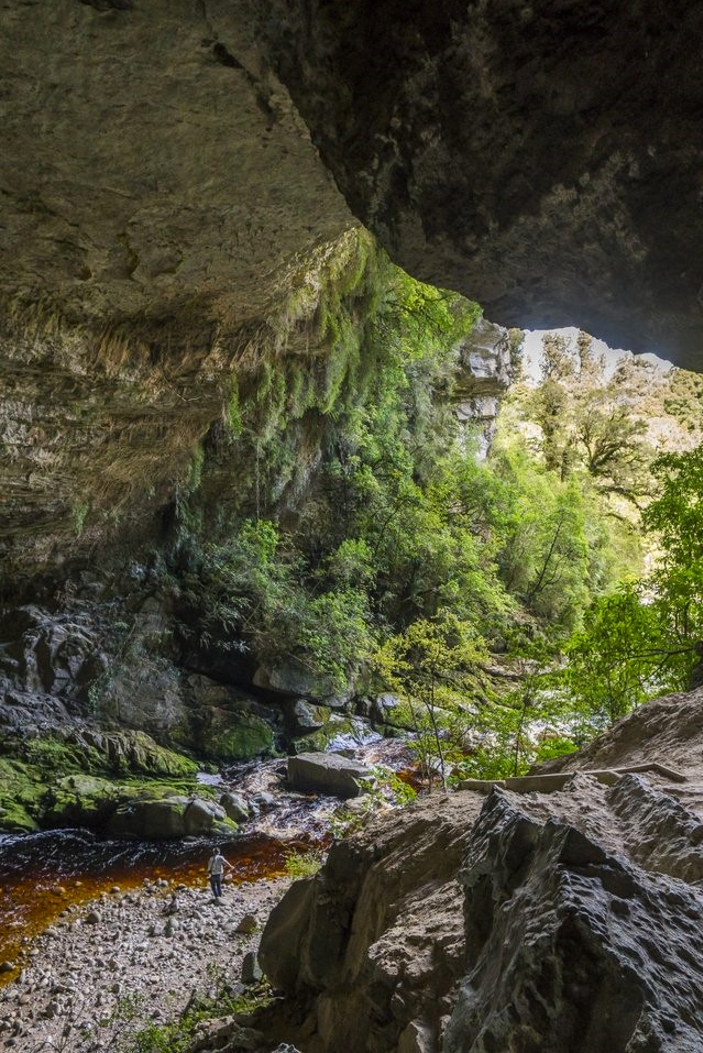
[0, 727, 226, 837]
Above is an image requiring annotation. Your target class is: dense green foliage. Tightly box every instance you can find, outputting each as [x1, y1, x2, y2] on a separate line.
[375, 613, 487, 789]
[509, 331, 656, 504]
[565, 445, 703, 728]
[170, 238, 687, 780]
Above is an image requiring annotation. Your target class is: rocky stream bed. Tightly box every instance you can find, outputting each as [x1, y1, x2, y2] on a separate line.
[0, 737, 416, 1052]
[0, 876, 286, 1053]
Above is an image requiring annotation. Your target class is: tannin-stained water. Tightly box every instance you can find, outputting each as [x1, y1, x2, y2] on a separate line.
[0, 737, 417, 983]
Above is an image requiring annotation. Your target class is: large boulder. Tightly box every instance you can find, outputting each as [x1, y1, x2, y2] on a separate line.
[289, 712, 381, 756]
[258, 762, 703, 1052]
[196, 707, 274, 763]
[219, 791, 251, 824]
[43, 774, 119, 828]
[287, 699, 330, 733]
[105, 795, 235, 840]
[186, 676, 277, 762]
[254, 661, 351, 708]
[444, 786, 703, 1052]
[287, 752, 371, 798]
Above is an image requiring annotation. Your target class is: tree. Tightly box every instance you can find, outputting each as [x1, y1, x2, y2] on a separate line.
[375, 613, 486, 791]
[565, 584, 666, 731]
[563, 443, 703, 727]
[516, 330, 654, 504]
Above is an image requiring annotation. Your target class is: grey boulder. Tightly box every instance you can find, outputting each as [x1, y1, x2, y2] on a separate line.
[287, 752, 371, 798]
[220, 791, 251, 824]
[241, 950, 263, 986]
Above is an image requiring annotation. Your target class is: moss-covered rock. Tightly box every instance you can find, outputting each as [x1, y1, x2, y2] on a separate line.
[43, 773, 120, 827]
[0, 726, 205, 835]
[287, 700, 331, 733]
[290, 714, 376, 755]
[197, 708, 274, 762]
[105, 795, 237, 840]
[0, 757, 45, 832]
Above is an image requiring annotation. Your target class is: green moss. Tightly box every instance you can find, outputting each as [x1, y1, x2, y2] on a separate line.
[0, 730, 203, 834]
[198, 711, 274, 762]
[0, 757, 47, 831]
[290, 728, 332, 754]
[72, 499, 90, 537]
[44, 774, 120, 826]
[103, 731, 199, 778]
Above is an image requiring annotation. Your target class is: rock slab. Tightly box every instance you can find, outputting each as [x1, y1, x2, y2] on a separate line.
[286, 753, 371, 799]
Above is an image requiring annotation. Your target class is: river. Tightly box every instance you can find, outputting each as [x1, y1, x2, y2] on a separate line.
[0, 737, 417, 981]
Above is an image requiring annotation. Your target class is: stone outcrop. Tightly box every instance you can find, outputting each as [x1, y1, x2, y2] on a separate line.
[1, 0, 702, 583]
[444, 786, 703, 1053]
[261, 0, 703, 367]
[286, 753, 371, 799]
[105, 794, 236, 840]
[454, 317, 513, 454]
[258, 691, 703, 1052]
[0, 0, 355, 579]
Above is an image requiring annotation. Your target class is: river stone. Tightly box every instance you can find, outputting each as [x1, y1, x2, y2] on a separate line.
[220, 792, 250, 824]
[289, 699, 329, 732]
[287, 752, 371, 798]
[235, 914, 258, 935]
[241, 951, 262, 985]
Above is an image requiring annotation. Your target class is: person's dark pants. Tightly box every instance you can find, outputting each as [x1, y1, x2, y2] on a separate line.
[210, 874, 223, 898]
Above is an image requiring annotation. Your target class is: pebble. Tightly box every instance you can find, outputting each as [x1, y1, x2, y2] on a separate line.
[0, 879, 286, 1053]
[235, 914, 258, 934]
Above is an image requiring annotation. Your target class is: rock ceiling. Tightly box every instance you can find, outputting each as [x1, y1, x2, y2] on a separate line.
[1, 0, 701, 577]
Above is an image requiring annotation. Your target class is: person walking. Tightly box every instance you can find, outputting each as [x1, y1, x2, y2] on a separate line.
[207, 847, 233, 901]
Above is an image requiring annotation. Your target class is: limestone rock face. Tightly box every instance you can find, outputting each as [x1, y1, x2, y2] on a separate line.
[0, 0, 353, 578]
[2, 0, 701, 582]
[445, 788, 703, 1053]
[538, 685, 703, 783]
[259, 790, 484, 1051]
[454, 317, 513, 454]
[0, 0, 351, 329]
[258, 700, 703, 1052]
[261, 0, 703, 367]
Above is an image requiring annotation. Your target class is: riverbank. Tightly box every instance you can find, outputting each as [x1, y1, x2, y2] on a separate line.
[0, 739, 416, 981]
[0, 873, 289, 1052]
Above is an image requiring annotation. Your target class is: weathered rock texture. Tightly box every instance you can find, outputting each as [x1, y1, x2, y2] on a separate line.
[538, 685, 703, 819]
[287, 752, 371, 799]
[0, 0, 354, 577]
[454, 317, 512, 454]
[261, 0, 703, 366]
[2, 0, 702, 579]
[258, 689, 703, 1052]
